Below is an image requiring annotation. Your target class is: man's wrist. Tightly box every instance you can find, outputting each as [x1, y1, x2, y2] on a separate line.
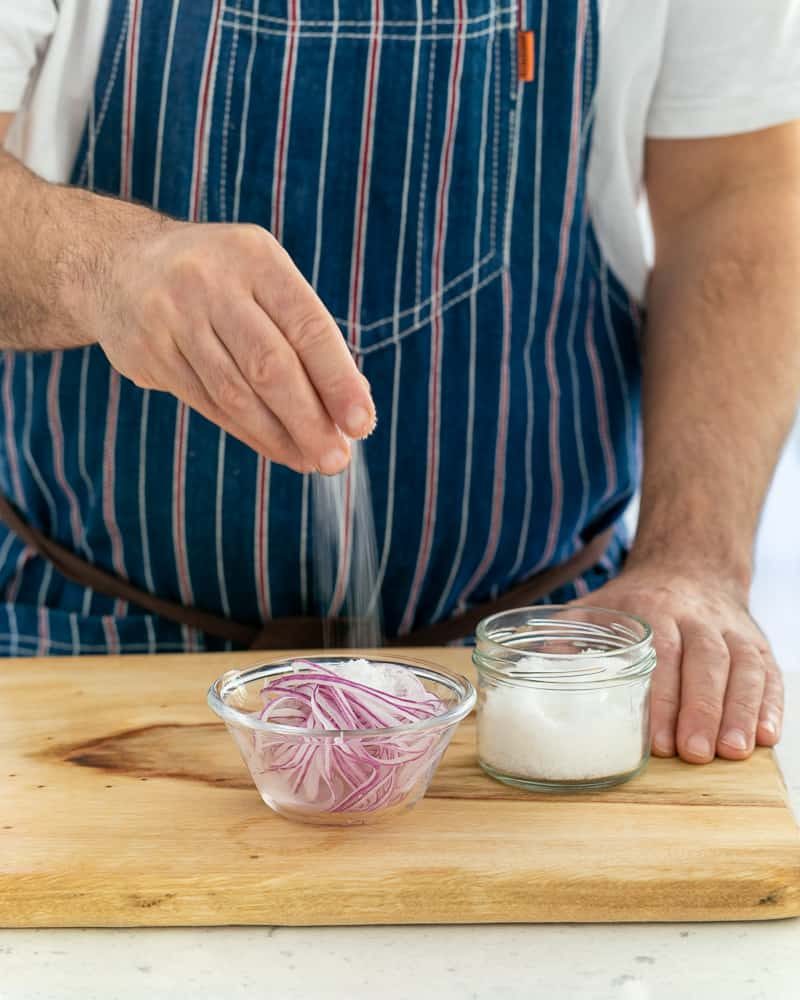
[52, 187, 166, 348]
[625, 526, 752, 599]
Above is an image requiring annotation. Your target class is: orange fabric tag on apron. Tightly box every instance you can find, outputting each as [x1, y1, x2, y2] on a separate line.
[518, 30, 535, 83]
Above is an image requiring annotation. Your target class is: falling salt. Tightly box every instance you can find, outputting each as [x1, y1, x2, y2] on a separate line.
[477, 655, 648, 783]
[311, 440, 383, 648]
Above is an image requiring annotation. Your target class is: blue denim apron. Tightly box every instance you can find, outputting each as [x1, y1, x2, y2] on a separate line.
[0, 0, 640, 654]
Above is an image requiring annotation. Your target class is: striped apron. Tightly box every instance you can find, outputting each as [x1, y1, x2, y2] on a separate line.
[0, 0, 641, 656]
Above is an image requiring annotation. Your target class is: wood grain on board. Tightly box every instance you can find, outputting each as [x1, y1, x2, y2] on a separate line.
[2, 649, 799, 927]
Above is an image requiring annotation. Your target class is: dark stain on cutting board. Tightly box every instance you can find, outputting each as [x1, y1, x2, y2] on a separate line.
[46, 723, 254, 789]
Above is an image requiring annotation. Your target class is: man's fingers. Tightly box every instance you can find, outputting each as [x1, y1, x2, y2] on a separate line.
[757, 652, 784, 747]
[675, 623, 730, 763]
[120, 224, 376, 470]
[213, 298, 350, 475]
[716, 638, 766, 759]
[254, 235, 376, 437]
[648, 620, 682, 757]
[167, 335, 310, 472]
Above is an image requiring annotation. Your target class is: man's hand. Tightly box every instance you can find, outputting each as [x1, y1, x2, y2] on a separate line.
[0, 147, 374, 474]
[598, 122, 800, 764]
[95, 220, 374, 474]
[572, 565, 783, 764]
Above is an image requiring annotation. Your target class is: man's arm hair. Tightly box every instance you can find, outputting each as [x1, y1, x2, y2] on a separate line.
[630, 122, 800, 590]
[0, 139, 159, 350]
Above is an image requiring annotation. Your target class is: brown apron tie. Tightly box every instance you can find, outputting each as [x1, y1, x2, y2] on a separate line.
[0, 493, 613, 650]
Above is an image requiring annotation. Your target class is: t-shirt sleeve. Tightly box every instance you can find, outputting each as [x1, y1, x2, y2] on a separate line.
[0, 1, 57, 113]
[647, 0, 800, 138]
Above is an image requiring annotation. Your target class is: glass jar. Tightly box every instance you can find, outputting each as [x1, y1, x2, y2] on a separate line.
[473, 606, 657, 792]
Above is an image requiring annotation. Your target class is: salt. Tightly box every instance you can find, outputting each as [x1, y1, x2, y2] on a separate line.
[477, 655, 648, 783]
[315, 658, 427, 700]
[311, 440, 383, 647]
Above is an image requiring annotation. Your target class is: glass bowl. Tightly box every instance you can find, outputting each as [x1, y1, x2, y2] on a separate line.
[207, 655, 476, 825]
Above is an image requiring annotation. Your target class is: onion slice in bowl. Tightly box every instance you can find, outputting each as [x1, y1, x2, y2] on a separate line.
[252, 660, 449, 814]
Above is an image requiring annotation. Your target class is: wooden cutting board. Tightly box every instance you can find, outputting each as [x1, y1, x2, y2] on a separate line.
[2, 649, 799, 927]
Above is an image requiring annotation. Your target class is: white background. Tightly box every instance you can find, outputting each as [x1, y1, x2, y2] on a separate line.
[752, 418, 800, 674]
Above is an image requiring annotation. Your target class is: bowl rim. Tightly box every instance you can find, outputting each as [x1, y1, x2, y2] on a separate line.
[207, 654, 477, 738]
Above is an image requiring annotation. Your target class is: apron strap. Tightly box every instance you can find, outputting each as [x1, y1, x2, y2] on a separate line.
[0, 494, 613, 650]
[0, 493, 259, 646]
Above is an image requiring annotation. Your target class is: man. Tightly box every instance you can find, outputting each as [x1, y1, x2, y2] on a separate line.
[0, 1, 798, 765]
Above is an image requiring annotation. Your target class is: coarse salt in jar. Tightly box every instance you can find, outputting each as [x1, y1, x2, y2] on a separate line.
[473, 606, 657, 792]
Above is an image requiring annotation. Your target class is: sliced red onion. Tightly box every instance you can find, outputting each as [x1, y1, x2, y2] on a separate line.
[249, 659, 449, 815]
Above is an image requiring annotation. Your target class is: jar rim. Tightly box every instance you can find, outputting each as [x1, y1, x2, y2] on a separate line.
[476, 604, 652, 655]
[473, 605, 655, 686]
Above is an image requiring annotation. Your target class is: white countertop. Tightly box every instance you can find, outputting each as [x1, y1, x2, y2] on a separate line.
[3, 676, 799, 1000]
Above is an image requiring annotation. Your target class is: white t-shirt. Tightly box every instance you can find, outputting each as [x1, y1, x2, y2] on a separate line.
[2, 0, 800, 301]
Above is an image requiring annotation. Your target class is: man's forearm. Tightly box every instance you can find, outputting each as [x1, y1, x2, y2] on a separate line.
[0, 150, 161, 350]
[632, 175, 800, 592]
